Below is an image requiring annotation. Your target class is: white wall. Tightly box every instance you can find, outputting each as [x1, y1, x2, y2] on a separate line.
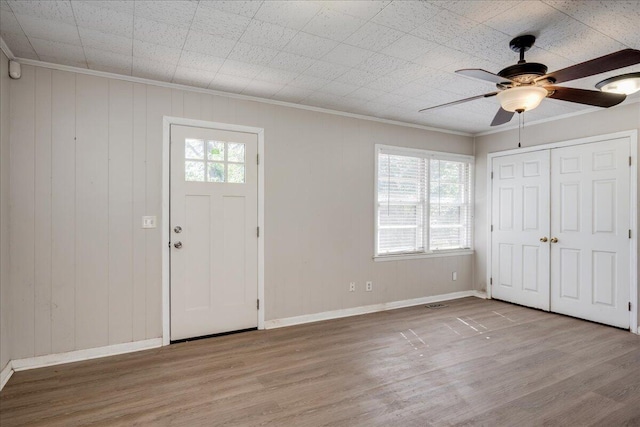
[474, 101, 640, 324]
[7, 63, 474, 359]
[1, 51, 11, 371]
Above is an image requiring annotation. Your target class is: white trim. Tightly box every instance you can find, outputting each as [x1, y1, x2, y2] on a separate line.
[264, 290, 485, 329]
[630, 136, 638, 335]
[374, 249, 474, 262]
[486, 130, 638, 332]
[7, 53, 470, 137]
[0, 37, 14, 60]
[162, 117, 265, 346]
[9, 338, 162, 372]
[0, 361, 13, 390]
[474, 97, 640, 137]
[376, 144, 474, 162]
[374, 144, 474, 259]
[487, 130, 638, 157]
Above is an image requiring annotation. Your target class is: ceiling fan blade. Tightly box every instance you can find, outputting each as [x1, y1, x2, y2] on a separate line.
[456, 69, 514, 84]
[419, 92, 499, 112]
[546, 86, 626, 107]
[490, 107, 515, 126]
[539, 49, 640, 84]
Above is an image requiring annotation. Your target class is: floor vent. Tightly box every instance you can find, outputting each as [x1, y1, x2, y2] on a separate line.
[425, 303, 448, 309]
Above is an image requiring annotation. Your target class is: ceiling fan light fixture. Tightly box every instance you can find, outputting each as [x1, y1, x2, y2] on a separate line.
[497, 86, 548, 112]
[596, 72, 640, 95]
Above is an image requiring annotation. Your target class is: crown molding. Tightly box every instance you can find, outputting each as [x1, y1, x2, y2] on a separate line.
[8, 53, 472, 137]
[0, 37, 15, 60]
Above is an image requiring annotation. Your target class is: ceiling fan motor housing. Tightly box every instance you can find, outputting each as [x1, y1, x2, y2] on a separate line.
[498, 62, 549, 85]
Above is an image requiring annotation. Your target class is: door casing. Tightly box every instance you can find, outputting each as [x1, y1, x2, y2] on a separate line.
[486, 130, 638, 333]
[162, 116, 265, 346]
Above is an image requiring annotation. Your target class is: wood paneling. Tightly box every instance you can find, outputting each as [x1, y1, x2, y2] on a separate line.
[131, 83, 147, 342]
[9, 64, 35, 359]
[75, 74, 109, 350]
[50, 70, 76, 354]
[1, 298, 639, 426]
[6, 63, 474, 362]
[0, 52, 11, 371]
[144, 86, 171, 339]
[108, 79, 134, 345]
[34, 67, 52, 357]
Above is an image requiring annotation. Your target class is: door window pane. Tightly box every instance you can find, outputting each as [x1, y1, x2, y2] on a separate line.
[185, 139, 204, 160]
[227, 143, 245, 163]
[207, 162, 225, 182]
[185, 161, 205, 181]
[207, 141, 225, 161]
[228, 164, 245, 183]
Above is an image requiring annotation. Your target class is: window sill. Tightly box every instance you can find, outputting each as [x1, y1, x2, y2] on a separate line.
[373, 250, 474, 262]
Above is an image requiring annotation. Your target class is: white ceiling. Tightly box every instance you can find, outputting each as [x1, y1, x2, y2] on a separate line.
[1, 0, 639, 134]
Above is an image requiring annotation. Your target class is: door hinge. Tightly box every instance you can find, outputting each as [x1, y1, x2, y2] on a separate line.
[257, 299, 260, 310]
[629, 229, 632, 239]
[491, 225, 493, 232]
[629, 301, 632, 312]
[629, 156, 632, 166]
[257, 226, 260, 237]
[491, 171, 494, 179]
[257, 154, 260, 165]
[490, 277, 493, 285]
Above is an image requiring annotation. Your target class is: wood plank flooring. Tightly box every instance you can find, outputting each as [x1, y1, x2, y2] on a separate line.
[1, 297, 639, 426]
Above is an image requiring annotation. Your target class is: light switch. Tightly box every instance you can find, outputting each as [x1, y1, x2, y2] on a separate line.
[142, 216, 156, 229]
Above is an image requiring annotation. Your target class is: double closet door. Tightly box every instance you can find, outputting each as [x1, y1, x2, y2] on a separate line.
[491, 137, 631, 329]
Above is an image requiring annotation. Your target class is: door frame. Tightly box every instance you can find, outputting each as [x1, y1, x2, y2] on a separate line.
[161, 116, 265, 346]
[486, 129, 638, 333]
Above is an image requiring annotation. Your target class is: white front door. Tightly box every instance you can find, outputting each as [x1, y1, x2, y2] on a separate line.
[170, 124, 258, 341]
[491, 150, 551, 310]
[550, 138, 631, 329]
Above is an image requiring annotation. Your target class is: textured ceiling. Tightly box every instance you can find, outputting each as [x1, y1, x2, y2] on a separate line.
[1, 0, 639, 134]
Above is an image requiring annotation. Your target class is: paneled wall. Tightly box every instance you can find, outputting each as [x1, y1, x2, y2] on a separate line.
[1, 52, 10, 371]
[8, 63, 474, 359]
[473, 101, 640, 325]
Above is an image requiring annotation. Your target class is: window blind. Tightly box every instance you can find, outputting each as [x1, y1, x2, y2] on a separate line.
[376, 147, 472, 256]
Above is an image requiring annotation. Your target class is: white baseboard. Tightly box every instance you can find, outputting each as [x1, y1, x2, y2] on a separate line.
[10, 338, 162, 373]
[265, 290, 485, 329]
[1, 360, 13, 390]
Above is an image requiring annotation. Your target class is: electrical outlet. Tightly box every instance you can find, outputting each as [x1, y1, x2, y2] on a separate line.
[452, 272, 457, 281]
[142, 216, 156, 229]
[349, 282, 356, 292]
[366, 281, 372, 292]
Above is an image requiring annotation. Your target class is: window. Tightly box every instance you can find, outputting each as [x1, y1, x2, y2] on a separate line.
[375, 145, 473, 258]
[185, 139, 245, 183]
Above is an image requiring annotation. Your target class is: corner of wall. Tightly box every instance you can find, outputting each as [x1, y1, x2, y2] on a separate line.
[1, 50, 13, 375]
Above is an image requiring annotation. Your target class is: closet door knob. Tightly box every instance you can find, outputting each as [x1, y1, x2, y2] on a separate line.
[550, 237, 558, 243]
[540, 237, 548, 242]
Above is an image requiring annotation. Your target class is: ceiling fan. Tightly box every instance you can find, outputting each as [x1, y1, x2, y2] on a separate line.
[419, 35, 640, 126]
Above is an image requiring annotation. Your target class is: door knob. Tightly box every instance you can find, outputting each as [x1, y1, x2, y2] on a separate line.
[550, 237, 558, 243]
[174, 241, 183, 249]
[540, 237, 548, 242]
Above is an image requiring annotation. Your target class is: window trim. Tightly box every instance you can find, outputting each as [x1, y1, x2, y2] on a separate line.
[374, 144, 474, 260]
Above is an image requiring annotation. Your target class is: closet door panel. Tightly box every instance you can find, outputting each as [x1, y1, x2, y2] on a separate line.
[550, 138, 630, 329]
[491, 151, 551, 310]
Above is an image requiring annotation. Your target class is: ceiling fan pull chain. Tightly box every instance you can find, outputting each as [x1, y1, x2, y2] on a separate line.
[518, 112, 522, 148]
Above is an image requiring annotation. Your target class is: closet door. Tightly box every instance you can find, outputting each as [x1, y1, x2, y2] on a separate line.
[550, 138, 630, 329]
[491, 150, 551, 310]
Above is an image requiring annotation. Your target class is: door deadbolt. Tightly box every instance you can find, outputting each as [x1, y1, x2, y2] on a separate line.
[174, 241, 183, 249]
[174, 226, 182, 233]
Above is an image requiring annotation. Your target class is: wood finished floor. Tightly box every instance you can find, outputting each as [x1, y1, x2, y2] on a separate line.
[1, 297, 640, 426]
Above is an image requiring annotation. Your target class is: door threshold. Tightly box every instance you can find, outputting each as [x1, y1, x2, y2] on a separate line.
[170, 327, 258, 344]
